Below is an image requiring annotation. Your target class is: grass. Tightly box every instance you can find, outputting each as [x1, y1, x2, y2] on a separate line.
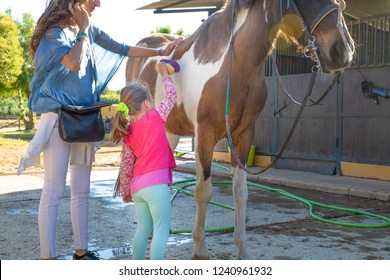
[0, 137, 29, 146]
[0, 130, 36, 141]
[0, 129, 34, 146]
[173, 151, 186, 158]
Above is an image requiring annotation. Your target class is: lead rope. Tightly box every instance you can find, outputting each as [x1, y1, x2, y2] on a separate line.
[225, 67, 317, 175]
[271, 55, 341, 107]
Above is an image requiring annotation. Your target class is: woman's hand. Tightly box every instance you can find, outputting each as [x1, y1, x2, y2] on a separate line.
[68, 2, 90, 31]
[159, 37, 183, 56]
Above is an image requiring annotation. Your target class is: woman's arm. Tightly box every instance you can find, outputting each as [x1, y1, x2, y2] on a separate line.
[61, 2, 90, 71]
[126, 37, 182, 57]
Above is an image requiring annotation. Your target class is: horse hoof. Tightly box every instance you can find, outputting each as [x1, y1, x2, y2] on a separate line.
[191, 253, 209, 260]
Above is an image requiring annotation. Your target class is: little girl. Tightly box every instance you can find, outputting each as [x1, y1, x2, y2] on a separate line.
[110, 62, 177, 260]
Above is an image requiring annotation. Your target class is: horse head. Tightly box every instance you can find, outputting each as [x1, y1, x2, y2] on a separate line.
[280, 0, 355, 74]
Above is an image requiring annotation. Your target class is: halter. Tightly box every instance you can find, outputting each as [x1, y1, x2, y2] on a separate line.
[283, 0, 350, 73]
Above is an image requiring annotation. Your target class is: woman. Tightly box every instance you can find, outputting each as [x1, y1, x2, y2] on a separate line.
[18, 0, 181, 260]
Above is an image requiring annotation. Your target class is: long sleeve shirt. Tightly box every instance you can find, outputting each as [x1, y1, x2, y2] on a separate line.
[118, 76, 177, 197]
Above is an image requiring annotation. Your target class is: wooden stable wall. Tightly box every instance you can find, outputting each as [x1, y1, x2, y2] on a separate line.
[340, 67, 390, 179]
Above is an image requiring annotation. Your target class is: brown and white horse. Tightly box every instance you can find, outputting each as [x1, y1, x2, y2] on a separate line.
[125, 0, 355, 259]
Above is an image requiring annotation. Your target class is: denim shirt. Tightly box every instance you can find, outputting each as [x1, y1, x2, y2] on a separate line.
[29, 24, 129, 114]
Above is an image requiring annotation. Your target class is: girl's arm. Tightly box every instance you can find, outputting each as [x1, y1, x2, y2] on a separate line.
[118, 143, 135, 203]
[156, 76, 178, 121]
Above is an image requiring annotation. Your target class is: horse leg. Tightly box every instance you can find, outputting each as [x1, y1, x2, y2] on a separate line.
[230, 132, 254, 260]
[191, 133, 215, 260]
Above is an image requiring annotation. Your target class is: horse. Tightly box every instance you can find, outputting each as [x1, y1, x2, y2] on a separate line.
[125, 0, 355, 260]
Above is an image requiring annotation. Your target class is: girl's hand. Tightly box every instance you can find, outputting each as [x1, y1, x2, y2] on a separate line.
[122, 193, 133, 203]
[68, 2, 90, 31]
[159, 36, 183, 56]
[156, 62, 170, 77]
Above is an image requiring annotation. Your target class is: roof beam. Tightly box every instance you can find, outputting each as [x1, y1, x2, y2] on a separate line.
[154, 7, 219, 16]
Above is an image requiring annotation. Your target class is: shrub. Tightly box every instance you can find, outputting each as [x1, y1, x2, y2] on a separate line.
[0, 98, 27, 116]
[100, 89, 120, 104]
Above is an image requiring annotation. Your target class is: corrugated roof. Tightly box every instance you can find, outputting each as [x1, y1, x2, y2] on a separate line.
[138, 0, 390, 19]
[137, 0, 225, 11]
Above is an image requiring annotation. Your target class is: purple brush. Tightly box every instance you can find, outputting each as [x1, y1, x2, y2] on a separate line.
[159, 59, 181, 74]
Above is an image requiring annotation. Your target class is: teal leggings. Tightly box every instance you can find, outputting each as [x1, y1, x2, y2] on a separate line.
[132, 184, 171, 260]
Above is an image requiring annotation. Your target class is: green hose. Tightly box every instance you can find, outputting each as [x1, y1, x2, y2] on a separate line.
[171, 179, 235, 234]
[170, 165, 390, 234]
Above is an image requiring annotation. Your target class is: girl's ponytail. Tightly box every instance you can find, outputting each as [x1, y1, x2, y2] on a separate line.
[110, 81, 151, 144]
[110, 110, 128, 144]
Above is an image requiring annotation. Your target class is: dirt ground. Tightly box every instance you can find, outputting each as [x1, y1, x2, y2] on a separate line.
[0, 119, 122, 175]
[1, 121, 390, 261]
[0, 140, 122, 174]
[2, 167, 390, 261]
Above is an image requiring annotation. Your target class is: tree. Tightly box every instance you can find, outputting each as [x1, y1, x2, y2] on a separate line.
[0, 11, 24, 93]
[152, 25, 185, 36]
[15, 13, 36, 130]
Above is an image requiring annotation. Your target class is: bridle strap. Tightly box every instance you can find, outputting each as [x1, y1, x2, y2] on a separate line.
[285, 0, 349, 73]
[294, 2, 339, 34]
[307, 4, 339, 33]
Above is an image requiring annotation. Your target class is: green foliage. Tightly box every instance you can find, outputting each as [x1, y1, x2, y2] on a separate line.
[175, 28, 184, 36]
[100, 88, 120, 104]
[15, 13, 35, 92]
[0, 97, 27, 116]
[152, 25, 185, 36]
[152, 25, 171, 34]
[0, 12, 24, 92]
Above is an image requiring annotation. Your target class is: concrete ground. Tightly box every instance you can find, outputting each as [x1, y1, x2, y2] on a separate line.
[1, 155, 390, 260]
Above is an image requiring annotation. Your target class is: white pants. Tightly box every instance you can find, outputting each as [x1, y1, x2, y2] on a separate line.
[39, 125, 92, 259]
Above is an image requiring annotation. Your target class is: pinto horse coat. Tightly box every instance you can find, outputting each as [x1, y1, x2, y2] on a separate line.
[126, 0, 354, 259]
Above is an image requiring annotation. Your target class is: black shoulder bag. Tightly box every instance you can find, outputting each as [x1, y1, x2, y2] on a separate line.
[57, 40, 111, 143]
[58, 101, 111, 142]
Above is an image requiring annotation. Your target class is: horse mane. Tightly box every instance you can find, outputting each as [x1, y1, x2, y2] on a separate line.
[227, 0, 254, 14]
[172, 0, 255, 64]
[215, 0, 254, 24]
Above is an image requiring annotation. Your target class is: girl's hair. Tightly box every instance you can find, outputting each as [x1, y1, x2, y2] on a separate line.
[110, 81, 152, 144]
[29, 0, 79, 58]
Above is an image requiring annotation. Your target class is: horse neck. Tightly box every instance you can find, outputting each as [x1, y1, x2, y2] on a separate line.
[178, 0, 283, 68]
[230, 0, 281, 67]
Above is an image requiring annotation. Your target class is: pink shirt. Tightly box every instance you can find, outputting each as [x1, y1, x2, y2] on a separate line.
[119, 76, 177, 196]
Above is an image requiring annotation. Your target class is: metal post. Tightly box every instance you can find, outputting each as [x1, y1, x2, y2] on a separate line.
[271, 50, 278, 158]
[335, 73, 343, 175]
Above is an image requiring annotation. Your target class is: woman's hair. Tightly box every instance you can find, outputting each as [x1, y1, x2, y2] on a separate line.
[110, 81, 152, 144]
[29, 0, 79, 58]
